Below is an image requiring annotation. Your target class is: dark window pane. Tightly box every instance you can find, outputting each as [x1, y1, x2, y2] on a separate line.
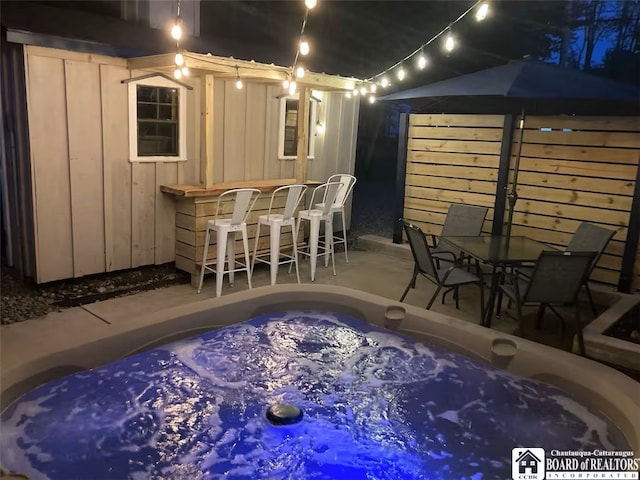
[138, 104, 157, 119]
[137, 86, 156, 102]
[282, 98, 315, 157]
[136, 85, 179, 157]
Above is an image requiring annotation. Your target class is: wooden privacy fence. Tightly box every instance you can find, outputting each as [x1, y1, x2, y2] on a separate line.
[399, 113, 640, 291]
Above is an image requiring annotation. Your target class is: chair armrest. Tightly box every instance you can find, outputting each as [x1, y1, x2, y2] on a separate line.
[429, 234, 438, 248]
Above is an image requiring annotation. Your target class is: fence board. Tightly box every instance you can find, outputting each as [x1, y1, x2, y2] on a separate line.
[407, 163, 498, 182]
[523, 130, 640, 149]
[409, 126, 503, 141]
[404, 186, 495, 207]
[410, 114, 504, 128]
[516, 185, 632, 212]
[525, 116, 640, 132]
[406, 175, 497, 195]
[407, 151, 499, 168]
[518, 157, 637, 180]
[519, 143, 638, 164]
[514, 199, 630, 228]
[516, 172, 634, 196]
[408, 139, 501, 155]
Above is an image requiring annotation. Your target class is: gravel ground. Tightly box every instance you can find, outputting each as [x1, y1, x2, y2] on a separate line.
[1, 264, 189, 325]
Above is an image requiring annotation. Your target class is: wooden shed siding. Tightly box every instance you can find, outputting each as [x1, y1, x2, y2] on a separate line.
[24, 46, 359, 283]
[405, 113, 640, 290]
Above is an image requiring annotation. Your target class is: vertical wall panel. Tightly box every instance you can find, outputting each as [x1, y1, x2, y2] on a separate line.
[213, 78, 225, 182]
[179, 75, 202, 185]
[263, 85, 281, 180]
[131, 162, 156, 267]
[26, 55, 74, 282]
[245, 83, 267, 180]
[223, 79, 247, 181]
[65, 60, 106, 277]
[100, 64, 132, 272]
[155, 162, 178, 264]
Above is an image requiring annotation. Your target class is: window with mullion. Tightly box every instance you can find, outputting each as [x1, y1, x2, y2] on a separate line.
[136, 85, 179, 156]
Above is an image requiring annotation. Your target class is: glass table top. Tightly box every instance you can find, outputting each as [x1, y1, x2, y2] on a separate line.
[441, 235, 556, 265]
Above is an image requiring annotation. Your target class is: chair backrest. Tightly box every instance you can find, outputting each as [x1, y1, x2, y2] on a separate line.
[566, 222, 615, 274]
[310, 181, 343, 216]
[268, 184, 307, 221]
[441, 203, 488, 237]
[215, 188, 261, 225]
[325, 174, 356, 208]
[400, 219, 439, 281]
[524, 251, 596, 305]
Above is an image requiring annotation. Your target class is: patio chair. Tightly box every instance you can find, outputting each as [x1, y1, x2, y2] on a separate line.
[430, 203, 488, 265]
[400, 219, 484, 318]
[517, 222, 615, 316]
[500, 250, 596, 355]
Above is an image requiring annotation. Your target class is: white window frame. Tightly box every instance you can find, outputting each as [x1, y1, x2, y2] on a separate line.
[128, 76, 187, 162]
[278, 94, 318, 160]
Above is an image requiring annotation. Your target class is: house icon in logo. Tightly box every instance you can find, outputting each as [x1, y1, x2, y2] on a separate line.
[516, 450, 541, 474]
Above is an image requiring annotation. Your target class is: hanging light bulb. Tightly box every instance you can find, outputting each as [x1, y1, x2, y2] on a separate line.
[305, 0, 317, 9]
[359, 86, 367, 96]
[235, 66, 242, 89]
[368, 95, 376, 104]
[353, 88, 359, 97]
[444, 33, 455, 52]
[299, 40, 310, 56]
[370, 84, 377, 93]
[380, 77, 389, 88]
[174, 68, 182, 79]
[296, 66, 305, 78]
[397, 67, 406, 81]
[171, 22, 182, 40]
[475, 2, 489, 21]
[175, 52, 184, 66]
[181, 66, 189, 76]
[315, 121, 326, 134]
[283, 78, 290, 89]
[417, 54, 427, 70]
[289, 81, 297, 95]
[346, 91, 352, 99]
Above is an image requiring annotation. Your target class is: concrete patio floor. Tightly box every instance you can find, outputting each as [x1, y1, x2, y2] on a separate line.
[1, 235, 617, 388]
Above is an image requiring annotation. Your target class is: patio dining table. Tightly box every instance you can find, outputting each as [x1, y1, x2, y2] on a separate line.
[441, 235, 555, 327]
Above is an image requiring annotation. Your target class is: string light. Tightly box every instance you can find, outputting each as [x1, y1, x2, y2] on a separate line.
[171, 23, 182, 40]
[174, 52, 184, 66]
[366, 0, 489, 83]
[346, 91, 352, 99]
[305, 0, 317, 9]
[300, 39, 310, 56]
[174, 68, 182, 79]
[368, 95, 376, 104]
[417, 54, 427, 69]
[370, 84, 377, 93]
[235, 65, 243, 89]
[283, 77, 290, 89]
[315, 121, 326, 134]
[296, 66, 305, 78]
[289, 80, 297, 95]
[476, 2, 489, 21]
[444, 33, 455, 52]
[397, 67, 406, 81]
[359, 85, 367, 95]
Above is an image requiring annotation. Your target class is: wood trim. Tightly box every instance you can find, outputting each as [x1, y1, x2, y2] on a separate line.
[160, 179, 321, 197]
[201, 74, 214, 188]
[296, 87, 310, 183]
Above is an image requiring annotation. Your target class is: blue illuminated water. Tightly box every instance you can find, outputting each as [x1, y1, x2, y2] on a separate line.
[1, 311, 629, 479]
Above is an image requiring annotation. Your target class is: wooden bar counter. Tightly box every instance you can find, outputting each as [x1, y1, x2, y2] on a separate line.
[161, 179, 321, 286]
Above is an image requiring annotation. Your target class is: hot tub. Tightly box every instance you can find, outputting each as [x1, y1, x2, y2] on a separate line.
[1, 285, 639, 479]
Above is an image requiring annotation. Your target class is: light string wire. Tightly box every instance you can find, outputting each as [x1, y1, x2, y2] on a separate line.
[291, 7, 310, 79]
[366, 0, 485, 83]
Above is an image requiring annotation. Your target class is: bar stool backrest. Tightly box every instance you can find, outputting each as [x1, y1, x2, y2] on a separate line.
[310, 181, 343, 216]
[215, 188, 262, 226]
[326, 174, 356, 209]
[268, 184, 308, 221]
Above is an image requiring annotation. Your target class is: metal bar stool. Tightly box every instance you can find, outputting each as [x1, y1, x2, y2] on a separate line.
[293, 181, 343, 282]
[315, 174, 356, 265]
[251, 184, 307, 285]
[196, 188, 261, 297]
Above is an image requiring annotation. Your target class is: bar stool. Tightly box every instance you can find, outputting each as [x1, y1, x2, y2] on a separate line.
[315, 174, 357, 265]
[294, 181, 343, 282]
[196, 188, 261, 297]
[251, 184, 307, 285]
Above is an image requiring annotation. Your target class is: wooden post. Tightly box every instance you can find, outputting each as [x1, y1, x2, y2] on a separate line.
[392, 113, 409, 244]
[296, 86, 310, 183]
[200, 74, 214, 188]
